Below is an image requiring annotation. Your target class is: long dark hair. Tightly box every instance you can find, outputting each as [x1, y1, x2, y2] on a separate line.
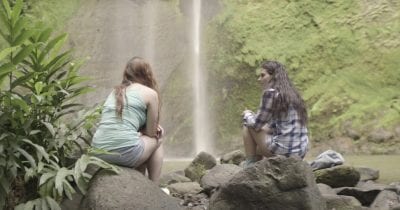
[114, 57, 160, 120]
[261, 60, 308, 125]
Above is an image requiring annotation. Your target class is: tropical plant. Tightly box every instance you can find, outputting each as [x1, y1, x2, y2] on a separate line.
[0, 0, 119, 209]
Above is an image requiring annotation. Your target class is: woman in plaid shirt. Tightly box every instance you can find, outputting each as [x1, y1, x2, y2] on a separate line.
[242, 60, 309, 167]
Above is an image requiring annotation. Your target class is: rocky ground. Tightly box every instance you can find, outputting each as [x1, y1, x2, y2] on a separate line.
[62, 150, 400, 210]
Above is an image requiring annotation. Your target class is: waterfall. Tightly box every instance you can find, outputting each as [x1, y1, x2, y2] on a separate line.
[192, 0, 212, 155]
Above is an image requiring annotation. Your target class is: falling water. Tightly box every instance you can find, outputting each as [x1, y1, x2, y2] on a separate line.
[192, 0, 212, 155]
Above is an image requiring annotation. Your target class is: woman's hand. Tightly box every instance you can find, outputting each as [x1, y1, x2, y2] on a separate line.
[156, 125, 164, 139]
[242, 109, 253, 117]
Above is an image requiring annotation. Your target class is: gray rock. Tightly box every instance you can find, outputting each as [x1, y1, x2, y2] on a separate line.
[160, 171, 191, 187]
[200, 164, 242, 193]
[389, 182, 400, 194]
[370, 190, 400, 210]
[314, 165, 360, 188]
[80, 167, 183, 210]
[220, 150, 245, 165]
[184, 151, 217, 182]
[355, 167, 379, 181]
[167, 182, 203, 196]
[181, 193, 209, 208]
[318, 183, 337, 195]
[335, 187, 381, 206]
[323, 194, 362, 210]
[356, 180, 391, 191]
[209, 156, 326, 210]
[392, 204, 400, 210]
[61, 192, 84, 210]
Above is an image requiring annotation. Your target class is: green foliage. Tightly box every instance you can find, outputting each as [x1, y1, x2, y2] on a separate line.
[206, 0, 400, 146]
[0, 1, 119, 209]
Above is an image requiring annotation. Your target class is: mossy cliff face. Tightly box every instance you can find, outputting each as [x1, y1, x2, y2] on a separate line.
[205, 0, 400, 154]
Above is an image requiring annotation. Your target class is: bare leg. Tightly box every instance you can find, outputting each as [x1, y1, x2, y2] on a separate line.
[247, 128, 273, 157]
[242, 126, 257, 157]
[135, 136, 163, 182]
[147, 144, 164, 183]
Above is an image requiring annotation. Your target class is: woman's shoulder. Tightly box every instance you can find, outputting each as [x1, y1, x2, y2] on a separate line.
[128, 83, 158, 103]
[127, 83, 155, 93]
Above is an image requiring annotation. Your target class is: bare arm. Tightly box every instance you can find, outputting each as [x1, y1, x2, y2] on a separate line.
[143, 89, 159, 138]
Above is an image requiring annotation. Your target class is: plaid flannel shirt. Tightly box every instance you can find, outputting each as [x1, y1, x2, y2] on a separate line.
[244, 88, 309, 157]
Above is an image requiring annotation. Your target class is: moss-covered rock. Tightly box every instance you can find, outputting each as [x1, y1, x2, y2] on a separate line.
[314, 165, 360, 188]
[184, 151, 217, 182]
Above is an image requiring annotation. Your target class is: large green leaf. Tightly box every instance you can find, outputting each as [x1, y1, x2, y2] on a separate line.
[15, 196, 61, 210]
[38, 34, 67, 64]
[13, 29, 34, 46]
[62, 180, 75, 200]
[38, 28, 53, 43]
[0, 26, 10, 43]
[41, 121, 56, 137]
[23, 139, 50, 162]
[16, 147, 36, 168]
[0, 67, 13, 87]
[10, 71, 35, 89]
[12, 44, 34, 64]
[45, 196, 61, 210]
[44, 51, 72, 75]
[10, 0, 23, 27]
[1, 0, 11, 18]
[54, 167, 73, 196]
[39, 177, 55, 197]
[39, 172, 55, 187]
[11, 17, 28, 39]
[11, 97, 29, 112]
[0, 46, 18, 60]
[0, 62, 14, 76]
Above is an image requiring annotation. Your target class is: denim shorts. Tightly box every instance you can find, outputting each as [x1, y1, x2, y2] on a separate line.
[265, 135, 308, 159]
[94, 139, 144, 168]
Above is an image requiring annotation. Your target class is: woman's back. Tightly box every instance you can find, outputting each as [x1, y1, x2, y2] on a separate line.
[92, 87, 147, 150]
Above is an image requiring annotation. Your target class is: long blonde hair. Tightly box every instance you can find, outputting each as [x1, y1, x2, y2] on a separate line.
[114, 57, 160, 121]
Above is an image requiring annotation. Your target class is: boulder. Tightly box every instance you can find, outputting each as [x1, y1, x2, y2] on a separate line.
[80, 167, 183, 210]
[323, 194, 362, 210]
[220, 150, 245, 165]
[209, 156, 326, 210]
[314, 165, 360, 188]
[369, 190, 400, 210]
[167, 182, 203, 196]
[317, 183, 337, 195]
[200, 164, 242, 193]
[160, 171, 191, 187]
[184, 151, 217, 182]
[356, 180, 391, 191]
[355, 167, 379, 181]
[389, 182, 400, 194]
[335, 187, 381, 206]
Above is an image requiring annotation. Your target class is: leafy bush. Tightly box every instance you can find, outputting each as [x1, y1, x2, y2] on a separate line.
[0, 0, 119, 209]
